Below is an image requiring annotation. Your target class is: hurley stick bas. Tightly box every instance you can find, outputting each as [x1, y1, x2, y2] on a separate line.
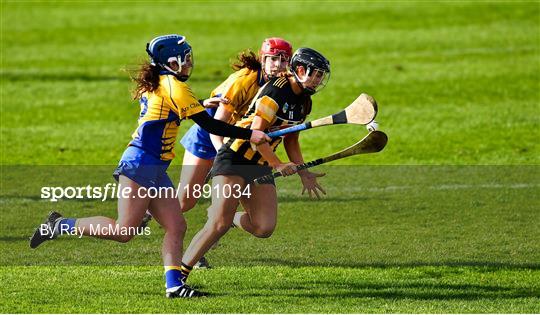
[267, 93, 378, 138]
[254, 130, 388, 185]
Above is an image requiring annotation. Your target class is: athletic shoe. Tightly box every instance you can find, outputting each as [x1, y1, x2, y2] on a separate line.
[29, 211, 63, 249]
[139, 212, 153, 229]
[166, 284, 206, 298]
[194, 256, 211, 269]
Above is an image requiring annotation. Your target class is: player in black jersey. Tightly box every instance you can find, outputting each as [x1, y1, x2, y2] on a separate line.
[177, 48, 331, 285]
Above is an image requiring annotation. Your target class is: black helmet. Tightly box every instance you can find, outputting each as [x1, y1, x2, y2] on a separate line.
[290, 47, 330, 95]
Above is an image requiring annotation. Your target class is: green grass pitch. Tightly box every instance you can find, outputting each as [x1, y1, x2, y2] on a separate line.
[1, 1, 539, 313]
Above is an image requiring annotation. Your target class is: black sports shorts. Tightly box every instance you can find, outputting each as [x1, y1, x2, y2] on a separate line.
[210, 147, 275, 186]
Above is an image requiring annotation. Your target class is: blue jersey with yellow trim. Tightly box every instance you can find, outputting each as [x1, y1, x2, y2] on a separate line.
[129, 74, 205, 161]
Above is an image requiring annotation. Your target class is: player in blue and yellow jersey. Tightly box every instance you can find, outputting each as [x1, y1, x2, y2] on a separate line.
[178, 48, 331, 287]
[29, 34, 269, 298]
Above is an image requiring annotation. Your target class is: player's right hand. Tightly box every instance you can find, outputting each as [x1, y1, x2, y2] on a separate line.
[249, 130, 271, 145]
[275, 162, 297, 177]
[299, 170, 326, 199]
[203, 97, 229, 108]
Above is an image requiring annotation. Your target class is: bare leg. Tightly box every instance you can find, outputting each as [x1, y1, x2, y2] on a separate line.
[148, 194, 186, 266]
[181, 175, 243, 266]
[234, 183, 278, 238]
[76, 175, 150, 242]
[178, 151, 213, 213]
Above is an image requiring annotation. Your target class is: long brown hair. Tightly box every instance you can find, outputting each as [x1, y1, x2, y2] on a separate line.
[131, 61, 161, 99]
[231, 50, 261, 71]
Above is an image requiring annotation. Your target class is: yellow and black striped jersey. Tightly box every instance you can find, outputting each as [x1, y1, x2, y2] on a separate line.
[210, 67, 265, 124]
[129, 75, 205, 161]
[226, 75, 312, 165]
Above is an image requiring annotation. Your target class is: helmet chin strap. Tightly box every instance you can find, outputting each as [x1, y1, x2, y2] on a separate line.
[302, 86, 316, 95]
[158, 58, 189, 82]
[261, 63, 273, 82]
[157, 65, 188, 82]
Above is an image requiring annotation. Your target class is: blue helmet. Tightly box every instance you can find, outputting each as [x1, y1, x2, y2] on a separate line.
[146, 34, 193, 81]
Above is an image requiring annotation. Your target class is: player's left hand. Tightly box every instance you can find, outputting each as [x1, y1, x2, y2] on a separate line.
[299, 170, 326, 199]
[250, 130, 271, 145]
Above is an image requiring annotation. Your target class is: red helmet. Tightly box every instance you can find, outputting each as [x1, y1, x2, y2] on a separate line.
[259, 37, 292, 61]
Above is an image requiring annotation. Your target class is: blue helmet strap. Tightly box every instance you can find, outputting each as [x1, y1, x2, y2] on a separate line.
[159, 69, 189, 82]
[159, 69, 175, 76]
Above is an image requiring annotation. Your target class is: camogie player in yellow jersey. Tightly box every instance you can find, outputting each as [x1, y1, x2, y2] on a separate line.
[29, 34, 269, 298]
[178, 38, 293, 214]
[178, 48, 330, 287]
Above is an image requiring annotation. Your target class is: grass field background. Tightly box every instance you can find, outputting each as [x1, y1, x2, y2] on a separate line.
[1, 0, 539, 313]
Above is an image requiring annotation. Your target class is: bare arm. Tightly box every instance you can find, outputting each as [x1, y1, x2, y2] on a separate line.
[252, 116, 296, 176]
[283, 132, 326, 198]
[283, 132, 304, 165]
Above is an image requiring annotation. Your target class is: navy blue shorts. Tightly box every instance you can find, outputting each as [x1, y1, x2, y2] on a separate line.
[113, 146, 173, 188]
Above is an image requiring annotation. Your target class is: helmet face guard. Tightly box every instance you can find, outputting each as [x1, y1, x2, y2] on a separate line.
[166, 50, 193, 82]
[146, 34, 194, 81]
[260, 37, 292, 79]
[261, 54, 289, 79]
[293, 66, 330, 95]
[291, 47, 331, 95]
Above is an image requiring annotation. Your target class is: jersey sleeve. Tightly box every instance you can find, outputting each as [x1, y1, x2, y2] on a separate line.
[254, 84, 284, 123]
[164, 76, 205, 119]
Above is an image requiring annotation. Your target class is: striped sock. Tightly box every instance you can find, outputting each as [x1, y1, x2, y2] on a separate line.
[180, 263, 193, 281]
[164, 266, 183, 289]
